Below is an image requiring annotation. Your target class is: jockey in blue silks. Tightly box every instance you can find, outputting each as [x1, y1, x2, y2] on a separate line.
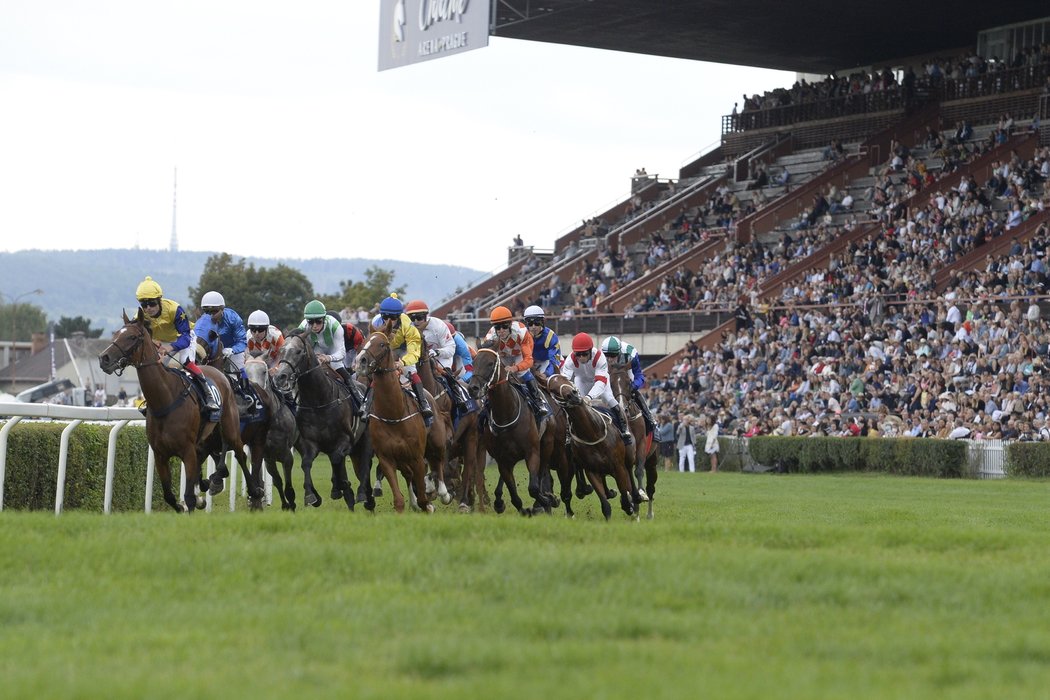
[444, 321, 475, 381]
[194, 290, 262, 411]
[522, 305, 563, 377]
[600, 335, 657, 436]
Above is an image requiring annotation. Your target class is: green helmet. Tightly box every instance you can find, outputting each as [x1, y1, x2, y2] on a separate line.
[602, 336, 622, 356]
[303, 299, 327, 320]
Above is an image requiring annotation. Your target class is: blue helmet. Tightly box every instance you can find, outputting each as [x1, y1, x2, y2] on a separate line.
[379, 293, 404, 316]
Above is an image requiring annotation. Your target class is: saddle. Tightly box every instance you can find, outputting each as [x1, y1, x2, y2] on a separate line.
[148, 367, 221, 423]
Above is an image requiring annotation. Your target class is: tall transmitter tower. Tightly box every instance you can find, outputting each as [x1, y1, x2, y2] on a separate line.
[169, 168, 179, 253]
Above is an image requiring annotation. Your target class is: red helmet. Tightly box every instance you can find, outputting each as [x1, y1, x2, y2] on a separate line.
[571, 333, 594, 353]
[404, 299, 429, 315]
[445, 320, 457, 334]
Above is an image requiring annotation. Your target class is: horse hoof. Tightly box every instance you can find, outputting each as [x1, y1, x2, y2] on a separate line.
[425, 503, 435, 514]
[330, 486, 343, 500]
[195, 498, 207, 510]
[576, 485, 593, 498]
[440, 492, 452, 506]
[282, 503, 295, 512]
[606, 488, 618, 499]
[372, 485, 383, 498]
[646, 512, 654, 521]
[177, 501, 189, 513]
[494, 499, 506, 514]
[637, 488, 649, 502]
[458, 503, 472, 514]
[208, 480, 224, 497]
[305, 492, 322, 508]
[356, 489, 369, 504]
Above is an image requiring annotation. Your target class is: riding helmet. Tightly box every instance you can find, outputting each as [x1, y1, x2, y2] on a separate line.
[404, 299, 429, 316]
[247, 310, 270, 327]
[135, 276, 163, 300]
[571, 333, 594, 353]
[303, 299, 327, 319]
[523, 305, 545, 319]
[201, 291, 225, 308]
[490, 306, 513, 324]
[379, 294, 404, 316]
[601, 336, 622, 356]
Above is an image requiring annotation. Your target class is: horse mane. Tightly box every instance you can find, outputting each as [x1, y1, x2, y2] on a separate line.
[287, 327, 307, 339]
[479, 338, 499, 352]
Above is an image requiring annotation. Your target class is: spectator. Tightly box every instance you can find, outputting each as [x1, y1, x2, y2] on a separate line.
[676, 417, 697, 472]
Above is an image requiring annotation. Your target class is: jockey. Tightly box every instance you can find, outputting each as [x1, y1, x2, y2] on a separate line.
[245, 309, 285, 369]
[404, 299, 471, 414]
[445, 321, 474, 381]
[601, 335, 658, 436]
[298, 299, 365, 416]
[560, 332, 633, 444]
[522, 305, 563, 377]
[373, 293, 433, 427]
[134, 276, 219, 414]
[327, 310, 366, 372]
[194, 291, 263, 411]
[483, 305, 551, 422]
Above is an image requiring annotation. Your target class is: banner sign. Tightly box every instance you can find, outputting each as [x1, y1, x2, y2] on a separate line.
[378, 0, 490, 71]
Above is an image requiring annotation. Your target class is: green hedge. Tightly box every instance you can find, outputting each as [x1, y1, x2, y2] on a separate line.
[747, 436, 967, 478]
[1, 421, 158, 511]
[1005, 442, 1050, 477]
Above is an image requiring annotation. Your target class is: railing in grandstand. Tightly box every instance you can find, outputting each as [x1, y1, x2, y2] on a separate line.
[0, 402, 270, 514]
[722, 62, 1050, 135]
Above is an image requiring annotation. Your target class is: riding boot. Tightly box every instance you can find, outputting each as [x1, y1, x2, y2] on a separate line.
[616, 405, 634, 445]
[337, 367, 365, 416]
[187, 361, 220, 418]
[412, 382, 434, 427]
[634, 388, 658, 437]
[525, 378, 551, 422]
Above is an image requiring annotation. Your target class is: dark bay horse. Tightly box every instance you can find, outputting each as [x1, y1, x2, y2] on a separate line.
[415, 341, 482, 512]
[98, 309, 250, 512]
[467, 341, 558, 515]
[273, 330, 372, 511]
[244, 358, 300, 511]
[356, 329, 432, 513]
[546, 374, 636, 520]
[608, 362, 658, 520]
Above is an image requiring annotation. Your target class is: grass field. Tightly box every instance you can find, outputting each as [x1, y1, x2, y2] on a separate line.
[2, 467, 1049, 699]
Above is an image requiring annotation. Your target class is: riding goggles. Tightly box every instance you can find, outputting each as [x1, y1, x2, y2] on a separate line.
[249, 325, 268, 333]
[201, 306, 222, 314]
[139, 299, 160, 309]
[380, 313, 400, 321]
[493, 322, 512, 331]
[525, 319, 544, 327]
[408, 313, 428, 322]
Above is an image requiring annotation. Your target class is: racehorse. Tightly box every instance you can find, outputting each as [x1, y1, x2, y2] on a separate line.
[415, 339, 483, 512]
[546, 374, 637, 520]
[272, 330, 372, 511]
[356, 328, 432, 513]
[244, 357, 300, 510]
[98, 309, 251, 512]
[467, 340, 558, 516]
[608, 361, 658, 520]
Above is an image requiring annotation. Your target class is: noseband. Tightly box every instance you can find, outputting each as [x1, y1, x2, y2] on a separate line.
[104, 329, 153, 376]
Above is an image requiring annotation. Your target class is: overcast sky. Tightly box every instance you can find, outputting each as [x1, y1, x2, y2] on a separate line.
[0, 0, 793, 275]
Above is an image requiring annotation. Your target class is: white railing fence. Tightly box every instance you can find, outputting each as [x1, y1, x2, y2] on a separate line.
[0, 401, 271, 514]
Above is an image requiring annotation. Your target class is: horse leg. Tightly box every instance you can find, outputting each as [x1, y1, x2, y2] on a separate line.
[645, 454, 658, 521]
[525, 453, 551, 515]
[156, 456, 180, 512]
[380, 457, 404, 513]
[350, 447, 375, 512]
[180, 448, 202, 514]
[410, 455, 434, 514]
[281, 450, 297, 511]
[330, 453, 355, 512]
[555, 458, 575, 519]
[247, 438, 267, 511]
[497, 460, 526, 516]
[372, 461, 384, 498]
[574, 463, 593, 499]
[264, 456, 291, 511]
[585, 469, 611, 520]
[299, 443, 323, 508]
[613, 463, 636, 519]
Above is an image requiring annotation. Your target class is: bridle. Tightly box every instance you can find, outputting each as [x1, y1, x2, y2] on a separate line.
[358, 332, 399, 379]
[274, 334, 325, 388]
[103, 327, 158, 376]
[474, 347, 522, 430]
[544, 374, 609, 445]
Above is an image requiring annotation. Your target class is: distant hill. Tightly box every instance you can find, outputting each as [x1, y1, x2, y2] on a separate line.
[0, 249, 485, 333]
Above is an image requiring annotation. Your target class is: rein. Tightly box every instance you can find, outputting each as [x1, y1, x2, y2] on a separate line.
[475, 348, 522, 431]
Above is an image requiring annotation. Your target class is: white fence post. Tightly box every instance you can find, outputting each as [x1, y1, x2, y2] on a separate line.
[104, 419, 131, 514]
[144, 448, 156, 513]
[0, 415, 26, 511]
[54, 419, 84, 515]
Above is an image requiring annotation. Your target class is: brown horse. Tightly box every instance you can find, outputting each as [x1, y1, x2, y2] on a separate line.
[608, 362, 658, 520]
[244, 357, 300, 510]
[356, 329, 432, 513]
[415, 340, 483, 512]
[272, 331, 371, 511]
[466, 341, 558, 515]
[98, 309, 251, 512]
[546, 374, 636, 520]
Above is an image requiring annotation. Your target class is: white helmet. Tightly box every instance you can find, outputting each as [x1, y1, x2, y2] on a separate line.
[371, 313, 384, 330]
[201, 291, 225, 308]
[523, 305, 545, 319]
[247, 310, 269, 327]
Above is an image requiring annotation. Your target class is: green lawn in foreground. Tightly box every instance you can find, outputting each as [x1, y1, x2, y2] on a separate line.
[1, 471, 1048, 700]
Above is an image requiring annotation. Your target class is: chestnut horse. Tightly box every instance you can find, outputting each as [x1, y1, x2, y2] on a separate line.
[467, 341, 557, 515]
[608, 362, 658, 519]
[546, 374, 636, 520]
[415, 341, 485, 512]
[356, 329, 432, 513]
[98, 309, 251, 512]
[273, 330, 372, 511]
[244, 358, 300, 510]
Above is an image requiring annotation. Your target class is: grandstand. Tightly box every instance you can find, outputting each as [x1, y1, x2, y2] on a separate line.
[435, 9, 1050, 440]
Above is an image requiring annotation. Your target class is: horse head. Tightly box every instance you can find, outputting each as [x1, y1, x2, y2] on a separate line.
[545, 374, 582, 407]
[467, 341, 503, 401]
[607, 361, 633, 410]
[98, 308, 157, 375]
[273, 330, 316, 393]
[356, 331, 395, 381]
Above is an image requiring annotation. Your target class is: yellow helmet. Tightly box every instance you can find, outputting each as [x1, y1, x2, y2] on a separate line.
[136, 276, 163, 300]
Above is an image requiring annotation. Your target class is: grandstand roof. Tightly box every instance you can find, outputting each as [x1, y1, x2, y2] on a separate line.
[493, 1, 1050, 74]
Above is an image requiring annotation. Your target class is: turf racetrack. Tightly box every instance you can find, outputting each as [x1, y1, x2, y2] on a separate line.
[2, 469, 1049, 699]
